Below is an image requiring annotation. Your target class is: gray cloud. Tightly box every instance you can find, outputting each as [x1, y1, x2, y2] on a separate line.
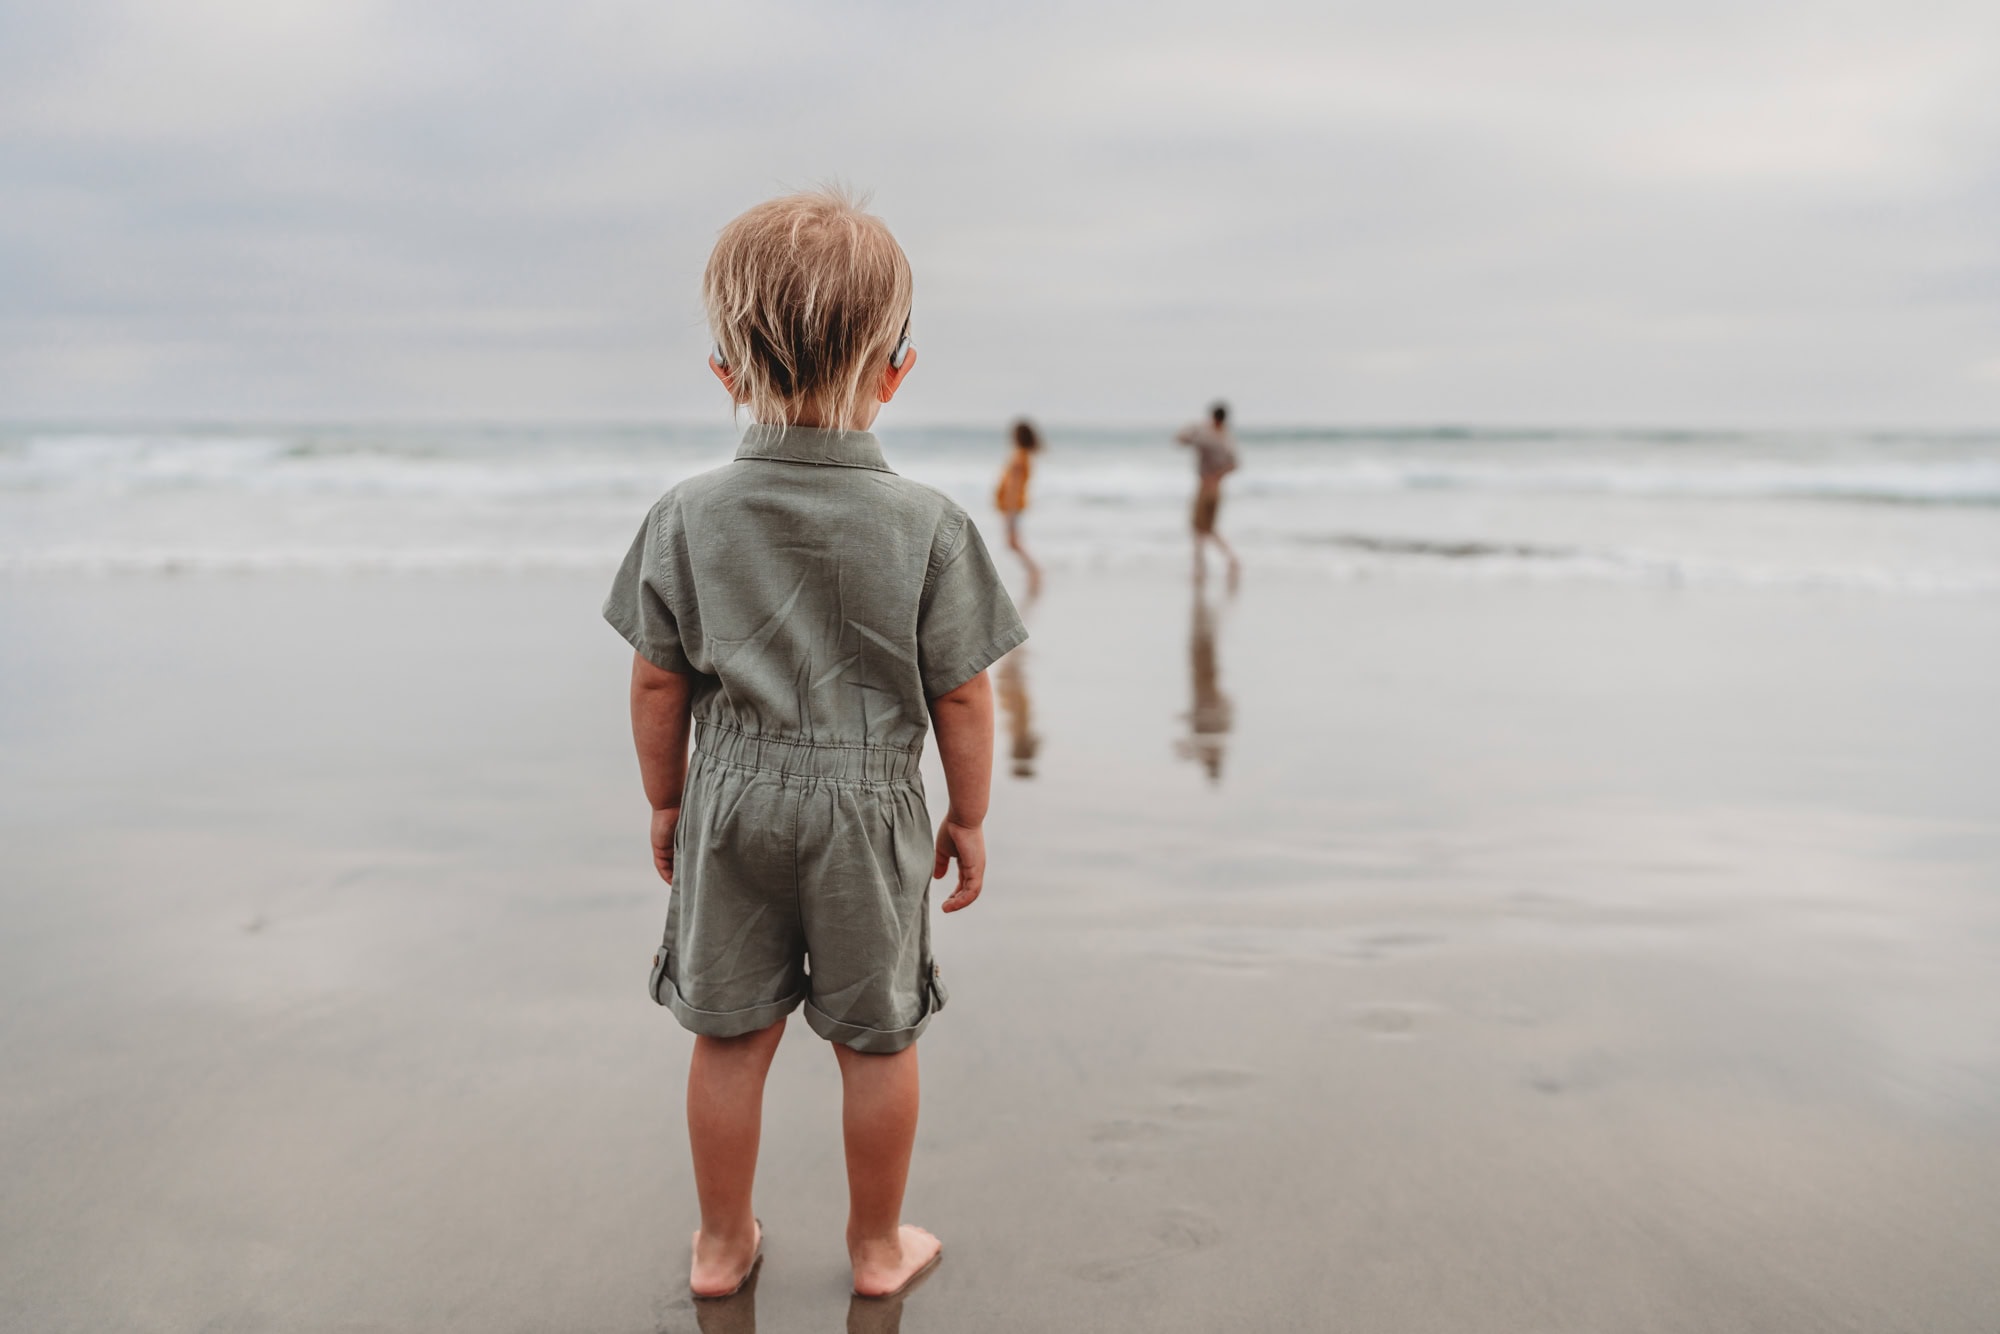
[2, 0, 1997, 424]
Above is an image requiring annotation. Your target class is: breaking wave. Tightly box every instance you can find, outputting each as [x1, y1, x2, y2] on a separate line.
[4, 423, 1998, 594]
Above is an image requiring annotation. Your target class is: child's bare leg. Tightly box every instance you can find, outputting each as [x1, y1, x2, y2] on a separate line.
[835, 1042, 942, 1295]
[687, 1019, 784, 1294]
[1007, 520, 1043, 596]
[1210, 528, 1240, 584]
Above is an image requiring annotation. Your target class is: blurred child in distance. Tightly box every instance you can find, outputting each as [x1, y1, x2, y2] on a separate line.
[994, 417, 1043, 597]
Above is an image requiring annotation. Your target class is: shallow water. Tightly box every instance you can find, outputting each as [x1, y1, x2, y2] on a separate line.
[2, 567, 1997, 1331]
[6, 422, 2000, 592]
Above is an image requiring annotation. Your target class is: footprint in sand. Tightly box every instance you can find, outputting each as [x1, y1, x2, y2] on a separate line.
[1527, 1050, 1620, 1095]
[1089, 1118, 1171, 1145]
[1161, 1068, 1257, 1123]
[1158, 942, 1274, 974]
[1335, 927, 1446, 963]
[1087, 1060, 1262, 1175]
[1355, 1003, 1432, 1038]
[1090, 1068, 1260, 1168]
[1073, 1209, 1222, 1284]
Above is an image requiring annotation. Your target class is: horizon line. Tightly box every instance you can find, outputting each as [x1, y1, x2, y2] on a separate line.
[6, 417, 2000, 438]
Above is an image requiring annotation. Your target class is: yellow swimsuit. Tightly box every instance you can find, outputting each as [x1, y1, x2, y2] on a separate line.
[995, 448, 1032, 515]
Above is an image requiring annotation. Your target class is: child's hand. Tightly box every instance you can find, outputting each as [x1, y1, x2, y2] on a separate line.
[651, 806, 681, 883]
[933, 818, 985, 912]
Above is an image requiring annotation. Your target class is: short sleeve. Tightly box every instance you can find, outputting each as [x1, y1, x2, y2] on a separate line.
[917, 511, 1028, 699]
[603, 504, 696, 674]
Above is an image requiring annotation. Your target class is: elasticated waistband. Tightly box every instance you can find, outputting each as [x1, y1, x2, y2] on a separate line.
[693, 722, 923, 782]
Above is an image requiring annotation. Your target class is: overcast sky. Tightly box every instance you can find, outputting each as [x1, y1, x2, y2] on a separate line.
[3, 0, 1997, 426]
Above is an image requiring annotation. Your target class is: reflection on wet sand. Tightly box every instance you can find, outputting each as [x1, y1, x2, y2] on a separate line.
[846, 1270, 936, 1334]
[681, 1254, 938, 1334]
[690, 1261, 760, 1334]
[1174, 581, 1234, 784]
[995, 641, 1041, 779]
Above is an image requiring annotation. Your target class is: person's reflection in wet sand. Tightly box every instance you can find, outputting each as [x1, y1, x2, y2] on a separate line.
[845, 1255, 940, 1334]
[680, 1249, 940, 1334]
[689, 1258, 760, 1334]
[995, 641, 1040, 779]
[1175, 579, 1234, 784]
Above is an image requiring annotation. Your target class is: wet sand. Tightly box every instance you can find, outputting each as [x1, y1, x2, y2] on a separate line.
[2, 569, 1998, 1332]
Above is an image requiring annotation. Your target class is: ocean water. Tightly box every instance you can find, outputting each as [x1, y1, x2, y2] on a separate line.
[3, 423, 1998, 593]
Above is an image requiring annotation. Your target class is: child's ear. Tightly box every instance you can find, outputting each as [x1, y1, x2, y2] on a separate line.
[877, 347, 917, 404]
[708, 354, 741, 400]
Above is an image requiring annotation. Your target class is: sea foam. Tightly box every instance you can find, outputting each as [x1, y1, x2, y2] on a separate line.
[4, 424, 1998, 594]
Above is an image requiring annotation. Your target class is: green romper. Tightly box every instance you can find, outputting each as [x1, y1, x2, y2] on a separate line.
[604, 425, 1028, 1053]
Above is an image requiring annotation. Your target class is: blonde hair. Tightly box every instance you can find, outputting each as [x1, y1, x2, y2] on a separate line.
[703, 188, 913, 428]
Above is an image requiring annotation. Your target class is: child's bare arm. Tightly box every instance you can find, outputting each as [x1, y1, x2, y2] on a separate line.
[629, 652, 694, 883]
[928, 670, 995, 913]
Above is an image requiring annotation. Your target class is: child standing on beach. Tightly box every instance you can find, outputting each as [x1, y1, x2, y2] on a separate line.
[993, 417, 1043, 596]
[603, 190, 1026, 1301]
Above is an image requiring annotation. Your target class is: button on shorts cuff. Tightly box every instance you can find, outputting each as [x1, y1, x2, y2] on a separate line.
[803, 995, 938, 1054]
[664, 983, 804, 1039]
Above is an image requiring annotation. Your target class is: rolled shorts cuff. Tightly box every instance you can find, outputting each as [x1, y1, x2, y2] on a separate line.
[803, 987, 943, 1054]
[664, 982, 804, 1040]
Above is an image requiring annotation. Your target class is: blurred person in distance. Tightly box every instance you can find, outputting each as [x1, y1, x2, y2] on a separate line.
[994, 417, 1043, 597]
[1175, 400, 1240, 586]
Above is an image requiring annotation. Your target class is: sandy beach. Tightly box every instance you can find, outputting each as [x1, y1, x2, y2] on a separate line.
[3, 563, 1997, 1332]
[10, 0, 2000, 1320]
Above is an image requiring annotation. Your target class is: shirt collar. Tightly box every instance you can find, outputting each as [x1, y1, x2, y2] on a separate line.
[733, 423, 893, 473]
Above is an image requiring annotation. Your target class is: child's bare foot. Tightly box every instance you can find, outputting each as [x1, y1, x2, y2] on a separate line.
[849, 1223, 942, 1298]
[690, 1219, 762, 1299]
